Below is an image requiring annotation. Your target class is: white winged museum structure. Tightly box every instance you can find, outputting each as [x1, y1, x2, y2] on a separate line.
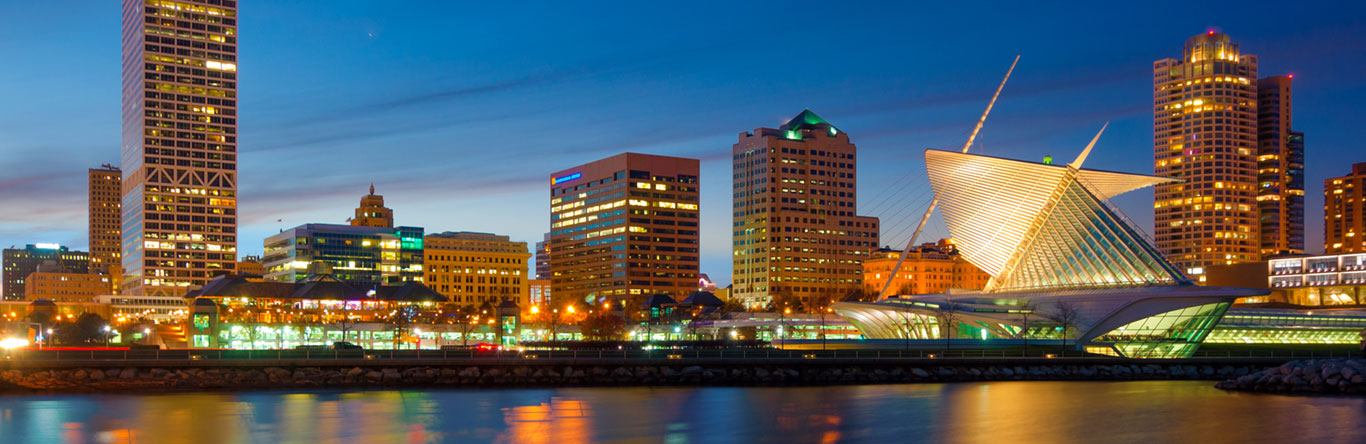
[834, 138, 1266, 358]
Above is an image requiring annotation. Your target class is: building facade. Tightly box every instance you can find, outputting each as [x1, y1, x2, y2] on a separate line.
[3, 245, 92, 301]
[862, 240, 991, 297]
[262, 224, 424, 289]
[1326, 162, 1366, 254]
[89, 165, 122, 275]
[121, 0, 240, 295]
[548, 153, 701, 304]
[731, 110, 880, 309]
[24, 269, 114, 303]
[1153, 32, 1260, 277]
[528, 279, 551, 305]
[235, 255, 264, 278]
[1255, 75, 1305, 257]
[351, 184, 394, 228]
[423, 231, 530, 307]
[1268, 252, 1366, 306]
[534, 232, 550, 280]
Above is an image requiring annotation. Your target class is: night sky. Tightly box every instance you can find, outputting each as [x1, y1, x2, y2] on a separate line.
[2, 1, 1364, 288]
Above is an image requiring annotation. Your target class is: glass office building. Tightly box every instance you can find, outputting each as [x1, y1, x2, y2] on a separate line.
[262, 224, 424, 289]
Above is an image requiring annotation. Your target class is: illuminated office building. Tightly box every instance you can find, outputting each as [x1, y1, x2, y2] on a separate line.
[424, 231, 530, 307]
[731, 110, 880, 309]
[534, 232, 550, 279]
[862, 239, 991, 297]
[1255, 75, 1304, 257]
[351, 184, 394, 228]
[89, 165, 122, 275]
[1326, 163, 1366, 254]
[262, 224, 424, 289]
[1153, 31, 1260, 276]
[121, 0, 240, 294]
[548, 153, 700, 303]
[3, 245, 91, 301]
[24, 263, 115, 303]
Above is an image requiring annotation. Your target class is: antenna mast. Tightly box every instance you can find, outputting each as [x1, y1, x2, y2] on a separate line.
[877, 55, 1019, 300]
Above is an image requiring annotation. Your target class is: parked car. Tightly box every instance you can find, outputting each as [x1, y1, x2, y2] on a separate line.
[331, 341, 363, 350]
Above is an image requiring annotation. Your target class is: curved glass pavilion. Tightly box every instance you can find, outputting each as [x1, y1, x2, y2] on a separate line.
[835, 139, 1266, 358]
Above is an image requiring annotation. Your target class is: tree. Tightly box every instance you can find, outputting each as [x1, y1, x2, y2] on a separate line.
[1048, 300, 1082, 356]
[842, 288, 871, 303]
[932, 296, 958, 354]
[1015, 298, 1038, 352]
[579, 311, 626, 341]
[76, 313, 109, 345]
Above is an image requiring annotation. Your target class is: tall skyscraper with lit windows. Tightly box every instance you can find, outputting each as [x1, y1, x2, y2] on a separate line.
[121, 0, 239, 295]
[730, 110, 880, 309]
[1255, 75, 1305, 257]
[548, 153, 700, 304]
[1153, 32, 1260, 278]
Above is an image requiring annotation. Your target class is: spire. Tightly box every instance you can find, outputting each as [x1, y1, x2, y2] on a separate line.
[369, 182, 375, 195]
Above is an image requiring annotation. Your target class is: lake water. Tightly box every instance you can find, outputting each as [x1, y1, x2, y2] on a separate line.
[0, 381, 1362, 443]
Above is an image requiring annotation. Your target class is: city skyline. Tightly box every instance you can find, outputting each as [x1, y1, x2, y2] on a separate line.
[3, 2, 1366, 290]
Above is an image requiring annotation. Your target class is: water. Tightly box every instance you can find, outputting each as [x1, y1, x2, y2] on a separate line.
[0, 381, 1362, 443]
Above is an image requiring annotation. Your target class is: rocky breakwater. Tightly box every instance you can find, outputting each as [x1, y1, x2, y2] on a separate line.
[1216, 359, 1366, 395]
[0, 361, 1271, 393]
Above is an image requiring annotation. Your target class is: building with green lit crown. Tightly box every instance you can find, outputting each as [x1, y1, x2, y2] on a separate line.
[262, 224, 424, 289]
[834, 132, 1266, 358]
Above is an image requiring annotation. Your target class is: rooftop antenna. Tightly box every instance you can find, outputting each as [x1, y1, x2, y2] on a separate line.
[877, 55, 1019, 300]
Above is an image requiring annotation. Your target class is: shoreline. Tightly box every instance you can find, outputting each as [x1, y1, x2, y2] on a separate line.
[0, 356, 1290, 394]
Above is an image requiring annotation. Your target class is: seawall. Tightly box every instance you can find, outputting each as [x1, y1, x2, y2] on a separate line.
[0, 357, 1294, 393]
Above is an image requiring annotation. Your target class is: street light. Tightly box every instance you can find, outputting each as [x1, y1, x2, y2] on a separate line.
[102, 326, 112, 347]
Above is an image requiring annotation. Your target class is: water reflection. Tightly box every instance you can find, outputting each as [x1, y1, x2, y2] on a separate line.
[0, 381, 1361, 443]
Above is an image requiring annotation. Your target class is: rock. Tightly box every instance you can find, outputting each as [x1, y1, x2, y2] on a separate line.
[346, 367, 365, 378]
[911, 368, 930, 378]
[680, 366, 703, 376]
[72, 370, 89, 380]
[89, 370, 105, 381]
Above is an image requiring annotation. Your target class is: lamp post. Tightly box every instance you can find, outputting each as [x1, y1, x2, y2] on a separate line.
[822, 307, 832, 350]
[102, 325, 112, 347]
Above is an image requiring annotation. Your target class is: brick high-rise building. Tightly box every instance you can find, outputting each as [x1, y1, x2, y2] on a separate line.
[1255, 75, 1305, 257]
[548, 153, 700, 304]
[121, 0, 240, 294]
[1153, 32, 1260, 278]
[730, 110, 880, 309]
[424, 231, 531, 307]
[1326, 162, 1366, 254]
[89, 165, 122, 275]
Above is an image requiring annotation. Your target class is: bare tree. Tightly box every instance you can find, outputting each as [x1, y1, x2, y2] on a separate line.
[1048, 300, 1082, 356]
[932, 296, 958, 354]
[1015, 298, 1037, 353]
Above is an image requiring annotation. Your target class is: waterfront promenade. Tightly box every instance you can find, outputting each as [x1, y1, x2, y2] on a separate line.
[3, 346, 1345, 394]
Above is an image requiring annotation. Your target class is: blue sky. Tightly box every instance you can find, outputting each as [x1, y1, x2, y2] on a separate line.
[2, 1, 1364, 287]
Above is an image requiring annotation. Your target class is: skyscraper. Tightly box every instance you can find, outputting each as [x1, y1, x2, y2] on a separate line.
[730, 110, 880, 309]
[548, 153, 700, 304]
[121, 0, 239, 295]
[89, 165, 122, 275]
[351, 184, 394, 228]
[1153, 32, 1260, 277]
[1326, 162, 1366, 254]
[1255, 75, 1305, 257]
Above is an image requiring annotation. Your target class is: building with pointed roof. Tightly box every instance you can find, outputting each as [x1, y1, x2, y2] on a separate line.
[835, 132, 1265, 358]
[352, 183, 395, 228]
[731, 110, 880, 310]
